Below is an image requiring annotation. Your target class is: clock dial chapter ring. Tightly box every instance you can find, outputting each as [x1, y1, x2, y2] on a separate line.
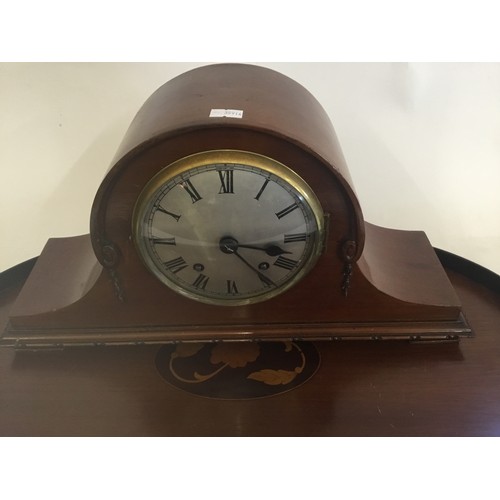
[131, 150, 325, 306]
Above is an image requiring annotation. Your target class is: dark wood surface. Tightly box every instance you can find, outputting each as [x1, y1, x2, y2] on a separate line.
[0, 251, 499, 436]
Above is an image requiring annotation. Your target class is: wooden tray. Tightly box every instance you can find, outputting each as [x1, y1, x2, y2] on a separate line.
[0, 249, 499, 436]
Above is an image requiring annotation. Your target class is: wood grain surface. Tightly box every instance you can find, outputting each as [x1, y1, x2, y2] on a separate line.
[0, 253, 499, 436]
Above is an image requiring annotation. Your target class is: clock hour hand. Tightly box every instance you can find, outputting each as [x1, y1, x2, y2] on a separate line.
[238, 244, 291, 256]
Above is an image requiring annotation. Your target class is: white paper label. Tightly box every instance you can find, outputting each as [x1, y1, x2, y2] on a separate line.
[209, 108, 244, 119]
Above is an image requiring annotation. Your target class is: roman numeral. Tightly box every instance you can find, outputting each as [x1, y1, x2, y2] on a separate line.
[181, 179, 202, 203]
[284, 233, 307, 243]
[156, 206, 181, 222]
[192, 274, 209, 290]
[164, 256, 188, 274]
[218, 169, 234, 194]
[226, 280, 239, 295]
[274, 256, 298, 271]
[254, 178, 270, 200]
[276, 203, 299, 219]
[151, 237, 176, 245]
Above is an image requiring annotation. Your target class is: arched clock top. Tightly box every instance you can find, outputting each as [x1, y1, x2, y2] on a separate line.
[90, 64, 365, 267]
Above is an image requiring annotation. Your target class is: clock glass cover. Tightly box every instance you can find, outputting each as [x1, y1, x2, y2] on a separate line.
[132, 150, 325, 305]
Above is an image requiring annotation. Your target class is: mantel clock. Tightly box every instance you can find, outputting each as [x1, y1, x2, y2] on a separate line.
[1, 64, 471, 348]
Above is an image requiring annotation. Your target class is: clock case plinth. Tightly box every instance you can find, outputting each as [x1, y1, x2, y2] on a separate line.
[1, 64, 471, 348]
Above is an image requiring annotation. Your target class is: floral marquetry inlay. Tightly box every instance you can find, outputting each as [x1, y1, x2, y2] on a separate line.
[155, 341, 320, 399]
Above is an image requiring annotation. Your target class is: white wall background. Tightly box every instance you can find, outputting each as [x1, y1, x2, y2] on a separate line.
[1, 62, 499, 274]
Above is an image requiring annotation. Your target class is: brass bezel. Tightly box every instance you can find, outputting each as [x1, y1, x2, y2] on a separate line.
[132, 150, 325, 306]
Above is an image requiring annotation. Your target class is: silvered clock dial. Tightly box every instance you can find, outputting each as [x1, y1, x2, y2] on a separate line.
[132, 150, 325, 305]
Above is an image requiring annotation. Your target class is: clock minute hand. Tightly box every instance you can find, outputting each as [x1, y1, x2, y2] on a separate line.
[232, 249, 277, 288]
[238, 244, 291, 257]
[219, 237, 277, 287]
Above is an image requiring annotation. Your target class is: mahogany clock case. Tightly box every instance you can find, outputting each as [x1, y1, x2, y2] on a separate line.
[1, 64, 471, 347]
